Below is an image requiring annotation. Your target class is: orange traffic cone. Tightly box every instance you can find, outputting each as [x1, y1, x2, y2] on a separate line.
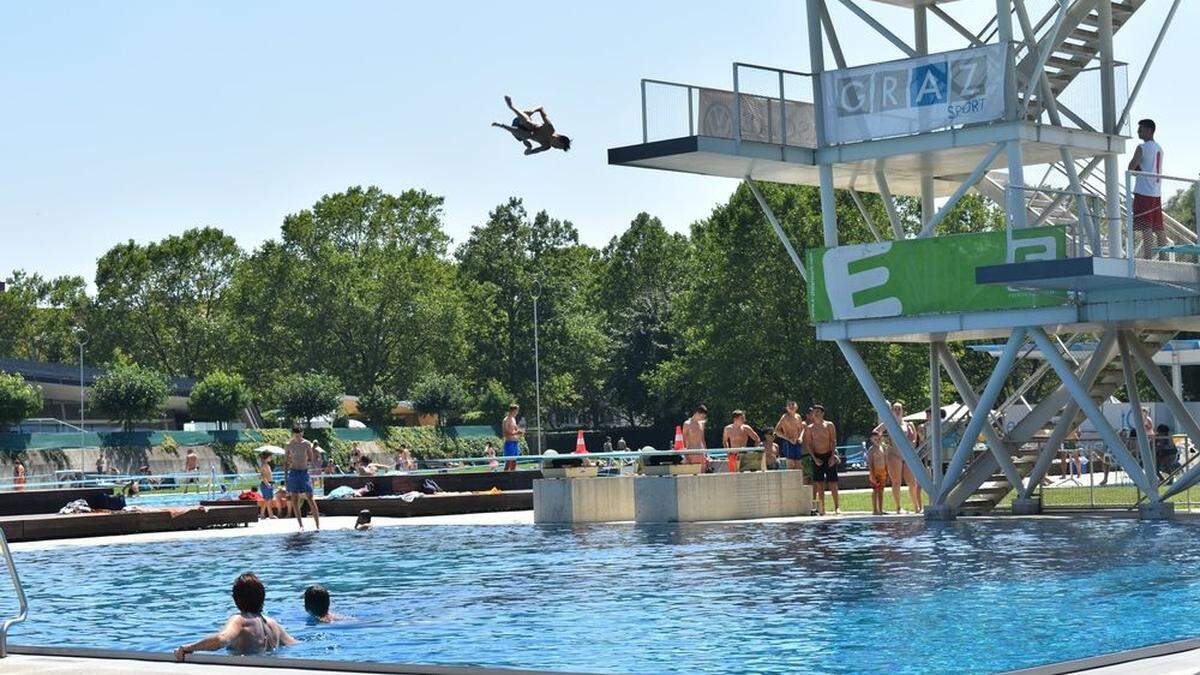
[673, 426, 685, 451]
[573, 430, 587, 454]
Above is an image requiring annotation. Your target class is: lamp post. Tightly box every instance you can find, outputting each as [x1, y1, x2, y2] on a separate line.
[532, 281, 543, 455]
[72, 327, 88, 469]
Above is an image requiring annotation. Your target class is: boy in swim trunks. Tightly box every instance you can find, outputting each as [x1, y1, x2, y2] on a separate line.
[283, 426, 320, 530]
[866, 431, 887, 515]
[502, 403, 524, 472]
[774, 400, 806, 470]
[258, 451, 276, 519]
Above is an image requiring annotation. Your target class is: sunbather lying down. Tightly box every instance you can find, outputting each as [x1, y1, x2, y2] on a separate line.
[492, 95, 571, 155]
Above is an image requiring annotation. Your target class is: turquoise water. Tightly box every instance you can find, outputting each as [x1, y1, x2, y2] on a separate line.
[2, 518, 1198, 673]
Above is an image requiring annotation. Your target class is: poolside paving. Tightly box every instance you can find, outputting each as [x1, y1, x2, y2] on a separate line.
[4, 653, 351, 674]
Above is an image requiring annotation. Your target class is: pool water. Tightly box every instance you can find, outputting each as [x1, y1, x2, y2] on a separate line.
[2, 518, 1198, 673]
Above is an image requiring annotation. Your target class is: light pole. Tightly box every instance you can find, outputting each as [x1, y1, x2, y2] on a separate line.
[531, 281, 543, 455]
[72, 327, 88, 469]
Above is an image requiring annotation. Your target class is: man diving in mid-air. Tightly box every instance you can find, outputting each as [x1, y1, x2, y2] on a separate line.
[492, 95, 571, 155]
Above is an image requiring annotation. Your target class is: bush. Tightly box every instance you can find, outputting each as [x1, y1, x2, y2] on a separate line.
[92, 360, 170, 432]
[356, 384, 399, 427]
[188, 371, 251, 429]
[271, 372, 343, 428]
[409, 373, 468, 426]
[0, 372, 42, 431]
[375, 426, 522, 460]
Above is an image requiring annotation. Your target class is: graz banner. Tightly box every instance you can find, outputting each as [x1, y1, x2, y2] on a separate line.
[820, 43, 1009, 145]
[807, 226, 1067, 323]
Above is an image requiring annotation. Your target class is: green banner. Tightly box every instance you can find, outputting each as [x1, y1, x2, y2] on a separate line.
[807, 226, 1068, 322]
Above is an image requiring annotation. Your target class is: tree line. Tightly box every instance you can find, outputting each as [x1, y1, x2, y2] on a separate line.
[2, 182, 1048, 438]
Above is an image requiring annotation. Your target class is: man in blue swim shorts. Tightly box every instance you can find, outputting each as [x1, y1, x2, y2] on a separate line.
[284, 425, 320, 530]
[774, 400, 807, 470]
[501, 403, 524, 472]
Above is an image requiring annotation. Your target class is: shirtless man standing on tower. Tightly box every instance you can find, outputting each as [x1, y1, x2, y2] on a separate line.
[682, 404, 709, 469]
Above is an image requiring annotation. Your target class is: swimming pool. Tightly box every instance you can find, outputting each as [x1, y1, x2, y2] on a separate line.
[2, 518, 1197, 673]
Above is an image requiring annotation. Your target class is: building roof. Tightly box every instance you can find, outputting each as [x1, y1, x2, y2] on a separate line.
[0, 357, 195, 396]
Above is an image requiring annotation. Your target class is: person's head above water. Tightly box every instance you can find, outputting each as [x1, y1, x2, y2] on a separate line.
[303, 585, 331, 618]
[233, 573, 266, 615]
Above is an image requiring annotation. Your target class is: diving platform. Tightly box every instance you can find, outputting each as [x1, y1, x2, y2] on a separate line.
[978, 257, 1200, 294]
[609, 121, 1123, 197]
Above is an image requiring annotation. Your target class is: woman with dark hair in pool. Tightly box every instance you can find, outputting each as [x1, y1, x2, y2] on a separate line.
[174, 572, 297, 660]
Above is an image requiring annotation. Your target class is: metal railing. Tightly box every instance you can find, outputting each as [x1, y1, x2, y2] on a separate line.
[637, 63, 815, 148]
[1125, 170, 1200, 266]
[0, 526, 28, 657]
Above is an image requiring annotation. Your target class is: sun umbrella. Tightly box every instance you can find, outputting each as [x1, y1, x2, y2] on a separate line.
[254, 445, 286, 456]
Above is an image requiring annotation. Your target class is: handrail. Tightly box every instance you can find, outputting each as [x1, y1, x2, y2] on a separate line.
[0, 526, 29, 657]
[730, 62, 813, 78]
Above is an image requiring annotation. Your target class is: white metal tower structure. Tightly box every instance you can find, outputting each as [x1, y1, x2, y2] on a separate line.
[609, 0, 1197, 519]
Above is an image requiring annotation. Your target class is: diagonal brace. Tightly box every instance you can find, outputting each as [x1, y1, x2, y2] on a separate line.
[835, 0, 917, 57]
[746, 178, 808, 282]
[1126, 333, 1200, 501]
[1118, 332, 1158, 490]
[1028, 327, 1156, 497]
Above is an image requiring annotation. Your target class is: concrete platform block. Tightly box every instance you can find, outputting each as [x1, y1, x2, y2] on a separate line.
[634, 470, 810, 523]
[541, 466, 599, 479]
[642, 464, 702, 476]
[1138, 501, 1175, 521]
[924, 504, 958, 521]
[533, 476, 636, 523]
[1011, 497, 1042, 516]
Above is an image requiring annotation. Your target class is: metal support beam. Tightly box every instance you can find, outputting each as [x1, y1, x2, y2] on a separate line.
[875, 167, 906, 239]
[836, 0, 917, 57]
[1021, 402, 1079, 498]
[1117, 0, 1182, 132]
[938, 328, 1026, 503]
[914, 5, 936, 231]
[1018, 0, 1070, 119]
[819, 4, 848, 69]
[1028, 327, 1156, 496]
[930, 4, 982, 47]
[836, 339, 934, 494]
[919, 144, 1005, 238]
[747, 178, 808, 282]
[848, 188, 885, 242]
[930, 342, 943, 487]
[1099, 0, 1122, 257]
[1126, 334, 1200, 501]
[1117, 332, 1157, 489]
[1007, 331, 1118, 445]
[807, 0, 838, 248]
[935, 340, 1025, 498]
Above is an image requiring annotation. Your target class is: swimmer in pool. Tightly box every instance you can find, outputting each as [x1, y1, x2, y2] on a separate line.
[175, 572, 297, 660]
[304, 584, 347, 624]
[491, 95, 572, 155]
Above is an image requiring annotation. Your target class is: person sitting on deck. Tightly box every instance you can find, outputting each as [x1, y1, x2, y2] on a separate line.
[175, 572, 297, 660]
[491, 95, 571, 155]
[304, 584, 348, 623]
[1155, 424, 1180, 480]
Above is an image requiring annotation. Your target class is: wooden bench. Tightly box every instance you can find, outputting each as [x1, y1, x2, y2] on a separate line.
[0, 504, 259, 542]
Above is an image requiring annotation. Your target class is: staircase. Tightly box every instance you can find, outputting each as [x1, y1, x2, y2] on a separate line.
[950, 329, 1177, 514]
[1017, 0, 1147, 121]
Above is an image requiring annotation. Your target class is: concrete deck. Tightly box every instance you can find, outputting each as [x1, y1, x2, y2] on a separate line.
[5, 654, 341, 674]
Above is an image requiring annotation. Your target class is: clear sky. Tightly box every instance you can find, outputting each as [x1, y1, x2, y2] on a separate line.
[2, 0, 1197, 281]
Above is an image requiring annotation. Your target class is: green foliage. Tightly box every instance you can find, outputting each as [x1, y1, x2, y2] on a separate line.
[473, 379, 514, 426]
[0, 372, 43, 430]
[92, 227, 242, 377]
[356, 384, 399, 426]
[409, 373, 468, 425]
[271, 373, 343, 427]
[92, 360, 170, 432]
[0, 270, 88, 363]
[188, 371, 251, 428]
[160, 433, 180, 455]
[374, 426, 519, 460]
[1166, 181, 1197, 229]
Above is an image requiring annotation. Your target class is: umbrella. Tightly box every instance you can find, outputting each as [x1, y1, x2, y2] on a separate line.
[254, 445, 286, 456]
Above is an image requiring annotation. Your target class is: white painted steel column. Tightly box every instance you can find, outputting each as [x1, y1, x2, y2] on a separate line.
[930, 342, 942, 486]
[1099, 0, 1122, 257]
[1028, 327, 1156, 497]
[807, 0, 838, 247]
[915, 5, 936, 232]
[995, 0, 1026, 230]
[938, 328, 1026, 503]
[836, 339, 934, 494]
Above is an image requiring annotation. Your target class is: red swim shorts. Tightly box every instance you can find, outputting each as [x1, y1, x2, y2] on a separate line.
[1133, 193, 1163, 232]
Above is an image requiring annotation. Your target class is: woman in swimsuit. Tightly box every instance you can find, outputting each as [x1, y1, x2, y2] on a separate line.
[874, 401, 921, 514]
[176, 573, 297, 661]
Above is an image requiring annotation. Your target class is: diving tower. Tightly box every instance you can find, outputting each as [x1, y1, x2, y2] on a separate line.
[610, 0, 1199, 519]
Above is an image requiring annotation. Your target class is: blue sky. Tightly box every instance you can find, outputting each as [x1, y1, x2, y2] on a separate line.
[2, 1, 1197, 281]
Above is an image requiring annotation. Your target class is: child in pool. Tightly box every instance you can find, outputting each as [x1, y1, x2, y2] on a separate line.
[304, 584, 347, 624]
[866, 431, 888, 515]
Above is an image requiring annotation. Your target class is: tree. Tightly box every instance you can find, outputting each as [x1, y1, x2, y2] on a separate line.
[356, 384, 399, 427]
[227, 186, 468, 395]
[1166, 181, 1198, 229]
[0, 270, 89, 363]
[92, 227, 242, 377]
[0, 372, 43, 430]
[456, 198, 612, 425]
[410, 373, 468, 426]
[474, 379, 515, 426]
[599, 213, 690, 424]
[92, 358, 170, 432]
[188, 371, 251, 429]
[272, 373, 343, 427]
